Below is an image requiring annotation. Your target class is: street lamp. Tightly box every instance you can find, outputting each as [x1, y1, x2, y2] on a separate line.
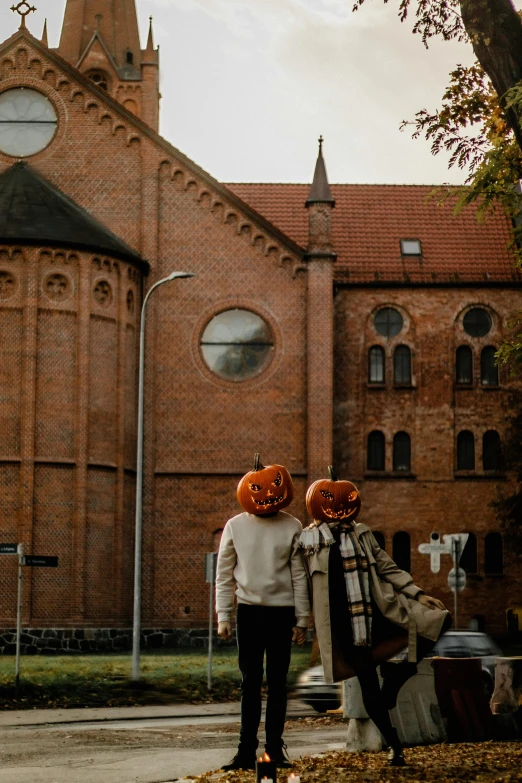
[132, 270, 196, 681]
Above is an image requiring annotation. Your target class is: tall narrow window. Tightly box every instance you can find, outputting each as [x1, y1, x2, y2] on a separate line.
[393, 531, 411, 572]
[457, 431, 475, 470]
[456, 346, 473, 384]
[368, 346, 385, 383]
[393, 432, 411, 471]
[484, 532, 503, 574]
[481, 346, 499, 386]
[367, 431, 385, 471]
[394, 345, 412, 385]
[373, 531, 386, 551]
[483, 430, 502, 471]
[459, 533, 478, 573]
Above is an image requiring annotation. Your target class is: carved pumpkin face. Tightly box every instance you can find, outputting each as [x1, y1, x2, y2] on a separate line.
[306, 467, 361, 523]
[237, 454, 293, 516]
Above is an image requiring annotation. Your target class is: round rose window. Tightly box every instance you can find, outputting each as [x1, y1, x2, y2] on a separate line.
[0, 88, 57, 157]
[200, 309, 274, 381]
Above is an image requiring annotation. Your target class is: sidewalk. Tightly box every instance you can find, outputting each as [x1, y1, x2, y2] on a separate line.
[0, 700, 243, 728]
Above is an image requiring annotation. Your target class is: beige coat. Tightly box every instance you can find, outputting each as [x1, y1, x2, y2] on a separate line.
[303, 522, 449, 683]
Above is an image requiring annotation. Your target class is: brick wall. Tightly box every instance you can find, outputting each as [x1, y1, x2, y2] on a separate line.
[334, 286, 522, 635]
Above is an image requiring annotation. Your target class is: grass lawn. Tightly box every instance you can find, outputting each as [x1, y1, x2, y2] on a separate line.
[0, 644, 313, 710]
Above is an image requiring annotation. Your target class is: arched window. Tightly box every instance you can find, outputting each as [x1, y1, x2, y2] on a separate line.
[394, 345, 411, 385]
[481, 346, 499, 386]
[368, 346, 385, 384]
[367, 431, 385, 471]
[393, 531, 411, 572]
[484, 532, 503, 574]
[483, 430, 502, 471]
[457, 430, 475, 470]
[459, 533, 478, 573]
[373, 531, 386, 551]
[393, 432, 411, 471]
[456, 346, 473, 385]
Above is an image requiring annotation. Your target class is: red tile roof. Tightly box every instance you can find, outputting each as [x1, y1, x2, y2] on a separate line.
[226, 183, 520, 284]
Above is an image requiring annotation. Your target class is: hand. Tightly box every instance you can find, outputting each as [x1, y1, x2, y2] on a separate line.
[418, 594, 446, 611]
[218, 621, 232, 640]
[292, 626, 307, 645]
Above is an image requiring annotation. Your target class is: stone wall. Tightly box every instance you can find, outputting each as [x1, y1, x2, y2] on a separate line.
[0, 627, 228, 655]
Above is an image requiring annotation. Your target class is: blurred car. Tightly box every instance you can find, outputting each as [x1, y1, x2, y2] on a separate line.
[294, 664, 342, 713]
[428, 630, 502, 699]
[295, 630, 502, 712]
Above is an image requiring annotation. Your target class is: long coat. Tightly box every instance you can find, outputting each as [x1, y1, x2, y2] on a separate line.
[303, 522, 449, 683]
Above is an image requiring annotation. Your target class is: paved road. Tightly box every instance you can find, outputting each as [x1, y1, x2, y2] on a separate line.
[0, 701, 347, 783]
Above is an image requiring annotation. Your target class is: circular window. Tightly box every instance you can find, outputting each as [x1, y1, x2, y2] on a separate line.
[87, 71, 109, 91]
[463, 308, 492, 337]
[200, 309, 274, 381]
[0, 88, 57, 157]
[374, 307, 403, 337]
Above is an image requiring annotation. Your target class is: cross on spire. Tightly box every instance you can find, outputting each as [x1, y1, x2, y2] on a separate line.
[11, 1, 37, 29]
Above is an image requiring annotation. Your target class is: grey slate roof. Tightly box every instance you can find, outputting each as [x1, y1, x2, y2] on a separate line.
[0, 161, 145, 267]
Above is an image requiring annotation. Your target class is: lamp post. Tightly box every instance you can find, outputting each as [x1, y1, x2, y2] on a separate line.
[132, 271, 195, 682]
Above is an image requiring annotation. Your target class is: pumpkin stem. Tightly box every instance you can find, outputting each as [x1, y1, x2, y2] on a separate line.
[328, 465, 337, 481]
[253, 453, 264, 471]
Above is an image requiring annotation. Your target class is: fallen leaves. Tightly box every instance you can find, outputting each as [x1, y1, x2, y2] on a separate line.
[187, 742, 522, 783]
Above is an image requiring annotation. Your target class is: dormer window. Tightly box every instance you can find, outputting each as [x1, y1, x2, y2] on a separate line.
[126, 51, 134, 65]
[87, 71, 109, 91]
[400, 239, 422, 256]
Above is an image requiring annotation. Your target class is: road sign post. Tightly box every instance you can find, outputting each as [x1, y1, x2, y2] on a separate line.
[15, 544, 23, 697]
[444, 534, 468, 628]
[205, 553, 217, 691]
[14, 551, 58, 695]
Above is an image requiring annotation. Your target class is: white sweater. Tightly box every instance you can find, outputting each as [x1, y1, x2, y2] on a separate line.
[215, 511, 311, 628]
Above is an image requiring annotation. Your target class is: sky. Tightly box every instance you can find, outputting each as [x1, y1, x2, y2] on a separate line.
[0, 0, 492, 185]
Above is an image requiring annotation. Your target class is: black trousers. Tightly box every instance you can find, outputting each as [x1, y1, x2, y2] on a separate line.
[236, 604, 295, 753]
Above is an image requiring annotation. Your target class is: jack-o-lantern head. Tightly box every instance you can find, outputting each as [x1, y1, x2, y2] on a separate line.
[237, 453, 294, 516]
[306, 466, 361, 523]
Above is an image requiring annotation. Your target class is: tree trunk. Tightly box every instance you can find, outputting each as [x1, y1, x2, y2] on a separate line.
[460, 0, 522, 153]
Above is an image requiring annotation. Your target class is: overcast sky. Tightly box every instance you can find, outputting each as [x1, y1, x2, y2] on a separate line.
[0, 0, 494, 184]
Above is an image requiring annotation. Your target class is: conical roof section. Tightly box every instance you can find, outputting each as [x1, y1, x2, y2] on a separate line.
[58, 0, 142, 74]
[0, 162, 144, 266]
[306, 136, 335, 206]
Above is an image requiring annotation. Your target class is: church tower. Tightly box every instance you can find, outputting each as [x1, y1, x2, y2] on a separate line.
[57, 0, 160, 130]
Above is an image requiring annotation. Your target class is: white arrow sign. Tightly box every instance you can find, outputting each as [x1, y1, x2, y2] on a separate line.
[443, 534, 469, 565]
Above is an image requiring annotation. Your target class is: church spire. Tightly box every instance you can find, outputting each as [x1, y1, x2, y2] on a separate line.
[306, 136, 335, 207]
[41, 19, 48, 47]
[58, 0, 142, 73]
[144, 16, 155, 55]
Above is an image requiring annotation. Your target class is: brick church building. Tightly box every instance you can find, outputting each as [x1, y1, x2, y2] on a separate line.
[0, 0, 520, 652]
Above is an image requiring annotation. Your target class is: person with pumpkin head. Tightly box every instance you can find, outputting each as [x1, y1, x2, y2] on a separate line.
[216, 454, 310, 771]
[300, 467, 451, 767]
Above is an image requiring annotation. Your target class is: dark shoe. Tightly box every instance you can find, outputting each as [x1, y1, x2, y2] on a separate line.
[387, 745, 406, 767]
[221, 752, 256, 771]
[265, 745, 293, 768]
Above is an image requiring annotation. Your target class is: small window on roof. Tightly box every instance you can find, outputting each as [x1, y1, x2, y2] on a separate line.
[400, 239, 422, 256]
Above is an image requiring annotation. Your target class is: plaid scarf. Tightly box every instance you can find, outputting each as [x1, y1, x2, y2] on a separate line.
[300, 521, 372, 647]
[337, 525, 372, 646]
